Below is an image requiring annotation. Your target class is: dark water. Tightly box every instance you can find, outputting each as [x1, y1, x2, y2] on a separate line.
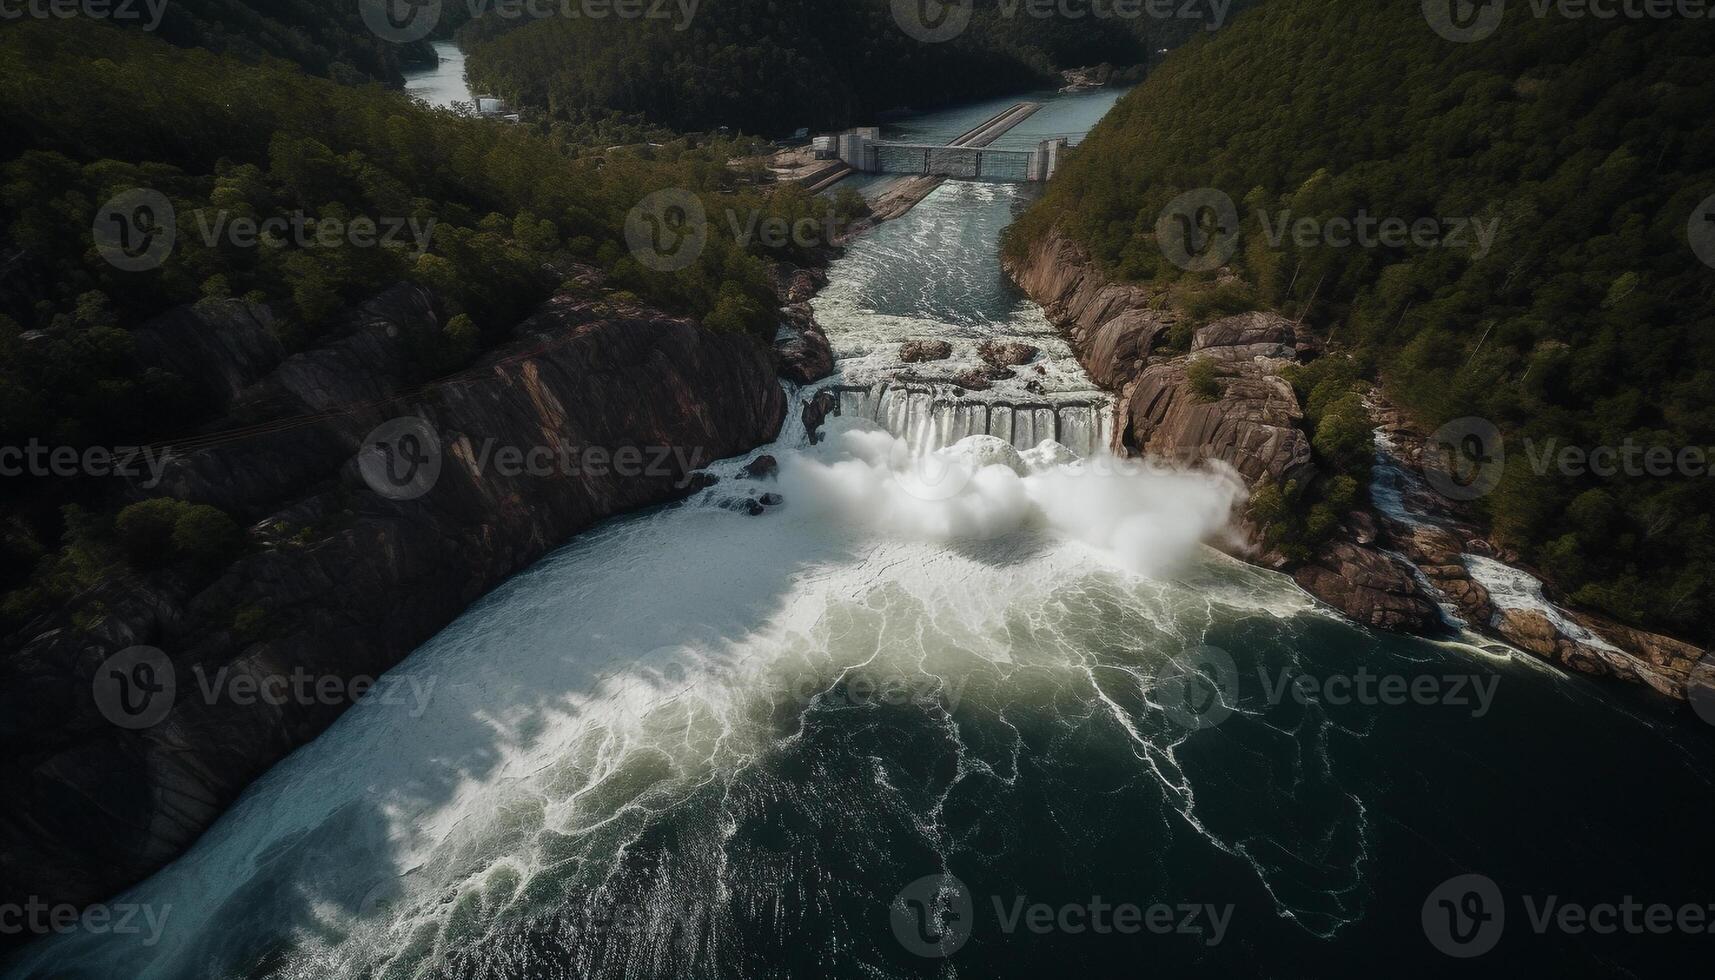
[7, 90, 1715, 980]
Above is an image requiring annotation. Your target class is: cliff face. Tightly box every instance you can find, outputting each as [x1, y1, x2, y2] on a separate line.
[1004, 228, 1442, 633]
[1005, 227, 1709, 694]
[0, 282, 787, 917]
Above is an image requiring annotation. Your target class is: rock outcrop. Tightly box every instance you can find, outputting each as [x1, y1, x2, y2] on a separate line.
[899, 339, 953, 363]
[1004, 228, 1439, 632]
[772, 302, 833, 385]
[1292, 540, 1442, 631]
[0, 282, 786, 920]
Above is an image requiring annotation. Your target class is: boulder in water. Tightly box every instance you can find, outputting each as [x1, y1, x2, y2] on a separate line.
[899, 339, 953, 363]
[978, 340, 1039, 368]
[744, 454, 779, 479]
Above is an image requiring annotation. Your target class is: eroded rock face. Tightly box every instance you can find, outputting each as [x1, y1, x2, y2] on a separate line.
[1003, 228, 1434, 629]
[0, 283, 786, 919]
[773, 303, 834, 385]
[132, 298, 286, 410]
[1292, 541, 1443, 632]
[1123, 340, 1313, 487]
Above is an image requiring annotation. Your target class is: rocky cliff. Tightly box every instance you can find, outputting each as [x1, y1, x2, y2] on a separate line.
[1004, 228, 1442, 632]
[0, 280, 788, 920]
[1005, 227, 1709, 695]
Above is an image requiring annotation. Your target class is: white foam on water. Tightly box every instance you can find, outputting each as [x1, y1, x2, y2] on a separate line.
[4, 432, 1308, 979]
[781, 423, 1246, 578]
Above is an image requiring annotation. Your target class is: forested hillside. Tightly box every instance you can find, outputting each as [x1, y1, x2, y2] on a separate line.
[137, 0, 439, 84]
[0, 20, 850, 626]
[461, 0, 1244, 134]
[1008, 0, 1715, 639]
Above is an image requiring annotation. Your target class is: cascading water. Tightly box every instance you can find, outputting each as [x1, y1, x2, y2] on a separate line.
[9, 89, 1715, 980]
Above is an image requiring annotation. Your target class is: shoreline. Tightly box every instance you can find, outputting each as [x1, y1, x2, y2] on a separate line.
[1000, 224, 1707, 704]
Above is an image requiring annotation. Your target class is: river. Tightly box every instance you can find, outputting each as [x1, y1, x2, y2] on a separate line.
[8, 89, 1715, 980]
[403, 42, 472, 110]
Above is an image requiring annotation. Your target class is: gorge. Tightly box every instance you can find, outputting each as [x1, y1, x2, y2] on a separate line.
[7, 83, 1715, 979]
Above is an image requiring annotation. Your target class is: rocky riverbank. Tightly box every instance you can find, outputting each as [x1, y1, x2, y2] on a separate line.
[1003, 227, 1708, 693]
[0, 268, 802, 924]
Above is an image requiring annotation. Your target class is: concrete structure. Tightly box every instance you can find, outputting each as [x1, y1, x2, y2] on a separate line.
[831, 103, 1069, 183]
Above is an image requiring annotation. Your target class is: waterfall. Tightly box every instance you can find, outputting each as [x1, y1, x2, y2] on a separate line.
[820, 382, 1112, 456]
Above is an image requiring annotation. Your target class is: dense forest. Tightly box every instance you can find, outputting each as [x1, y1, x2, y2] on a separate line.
[460, 0, 1247, 134]
[1007, 0, 1715, 640]
[141, 0, 440, 84]
[0, 20, 857, 629]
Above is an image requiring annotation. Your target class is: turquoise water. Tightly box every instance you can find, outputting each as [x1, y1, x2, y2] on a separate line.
[7, 89, 1715, 980]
